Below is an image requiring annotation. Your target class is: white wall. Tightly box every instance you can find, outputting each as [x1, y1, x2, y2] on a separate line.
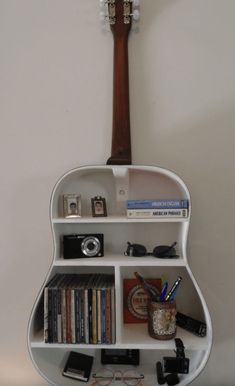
[0, 0, 234, 385]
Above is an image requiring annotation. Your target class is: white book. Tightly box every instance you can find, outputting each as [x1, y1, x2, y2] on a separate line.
[127, 208, 188, 218]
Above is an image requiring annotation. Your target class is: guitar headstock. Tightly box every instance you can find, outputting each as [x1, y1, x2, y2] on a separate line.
[100, 0, 140, 37]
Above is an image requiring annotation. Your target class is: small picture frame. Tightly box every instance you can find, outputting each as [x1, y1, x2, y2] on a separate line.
[91, 196, 107, 217]
[63, 194, 81, 218]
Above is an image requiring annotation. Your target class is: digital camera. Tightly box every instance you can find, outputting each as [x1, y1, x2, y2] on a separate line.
[63, 234, 104, 258]
[163, 356, 189, 374]
[163, 338, 189, 374]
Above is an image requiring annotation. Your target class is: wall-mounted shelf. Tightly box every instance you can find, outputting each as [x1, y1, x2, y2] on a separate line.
[28, 165, 212, 386]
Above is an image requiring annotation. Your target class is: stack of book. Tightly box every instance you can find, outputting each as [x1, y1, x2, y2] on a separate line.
[126, 199, 189, 218]
[44, 273, 115, 344]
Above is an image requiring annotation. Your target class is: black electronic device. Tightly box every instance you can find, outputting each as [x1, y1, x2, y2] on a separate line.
[101, 349, 139, 365]
[163, 338, 189, 375]
[156, 361, 180, 385]
[163, 357, 189, 375]
[156, 361, 166, 385]
[62, 351, 94, 382]
[63, 234, 104, 259]
[176, 312, 207, 337]
[165, 373, 180, 386]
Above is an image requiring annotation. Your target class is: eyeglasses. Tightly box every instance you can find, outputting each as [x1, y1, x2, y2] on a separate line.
[124, 241, 178, 258]
[92, 368, 144, 386]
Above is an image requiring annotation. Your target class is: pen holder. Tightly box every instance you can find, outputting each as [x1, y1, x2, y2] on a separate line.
[148, 300, 177, 340]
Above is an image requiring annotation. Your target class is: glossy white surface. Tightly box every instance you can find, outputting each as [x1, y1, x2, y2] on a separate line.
[28, 165, 212, 386]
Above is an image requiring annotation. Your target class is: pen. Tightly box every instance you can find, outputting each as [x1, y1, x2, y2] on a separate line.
[159, 282, 168, 302]
[134, 271, 160, 301]
[164, 276, 182, 301]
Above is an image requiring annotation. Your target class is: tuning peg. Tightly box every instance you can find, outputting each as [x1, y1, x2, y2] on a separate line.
[132, 0, 140, 6]
[131, 9, 140, 21]
[100, 0, 116, 5]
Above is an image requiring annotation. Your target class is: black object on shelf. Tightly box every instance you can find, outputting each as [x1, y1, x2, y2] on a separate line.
[62, 351, 94, 382]
[101, 349, 140, 365]
[165, 373, 180, 385]
[163, 338, 189, 375]
[176, 312, 207, 337]
[156, 361, 180, 385]
[156, 361, 166, 384]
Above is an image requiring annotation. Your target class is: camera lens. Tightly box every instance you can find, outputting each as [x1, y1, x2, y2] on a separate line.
[81, 236, 101, 257]
[87, 242, 95, 251]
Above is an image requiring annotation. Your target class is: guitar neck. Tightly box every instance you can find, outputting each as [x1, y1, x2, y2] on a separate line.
[106, 0, 136, 165]
[107, 33, 131, 165]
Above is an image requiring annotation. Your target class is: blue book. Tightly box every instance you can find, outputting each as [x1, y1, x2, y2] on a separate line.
[127, 199, 188, 209]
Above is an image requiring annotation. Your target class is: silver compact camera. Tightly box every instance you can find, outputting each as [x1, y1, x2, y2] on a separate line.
[63, 234, 104, 259]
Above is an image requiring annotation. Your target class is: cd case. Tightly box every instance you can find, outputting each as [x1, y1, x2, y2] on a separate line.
[62, 351, 94, 382]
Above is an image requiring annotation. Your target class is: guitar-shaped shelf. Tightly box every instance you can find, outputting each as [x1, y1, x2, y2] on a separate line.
[28, 2, 212, 386]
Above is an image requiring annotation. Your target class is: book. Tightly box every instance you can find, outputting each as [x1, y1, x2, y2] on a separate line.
[105, 287, 111, 344]
[96, 289, 102, 344]
[92, 287, 97, 344]
[44, 273, 65, 343]
[74, 288, 81, 343]
[110, 282, 116, 344]
[101, 287, 107, 343]
[62, 351, 94, 382]
[123, 278, 162, 323]
[127, 208, 188, 218]
[44, 286, 49, 343]
[127, 199, 188, 209]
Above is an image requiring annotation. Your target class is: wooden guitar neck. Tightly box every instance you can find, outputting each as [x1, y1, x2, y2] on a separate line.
[106, 0, 136, 165]
[107, 32, 131, 165]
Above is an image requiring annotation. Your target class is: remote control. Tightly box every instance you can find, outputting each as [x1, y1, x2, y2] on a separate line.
[156, 361, 165, 385]
[176, 312, 206, 337]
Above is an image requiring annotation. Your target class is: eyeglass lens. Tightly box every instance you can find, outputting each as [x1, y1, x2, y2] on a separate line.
[93, 369, 143, 386]
[93, 369, 113, 386]
[123, 370, 144, 385]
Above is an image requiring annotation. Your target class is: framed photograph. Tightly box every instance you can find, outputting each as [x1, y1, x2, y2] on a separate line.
[91, 196, 107, 217]
[63, 194, 81, 218]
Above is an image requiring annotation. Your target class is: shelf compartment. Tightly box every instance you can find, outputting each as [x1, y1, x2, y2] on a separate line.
[28, 266, 116, 347]
[53, 222, 186, 261]
[119, 266, 206, 323]
[51, 165, 191, 219]
[30, 347, 206, 386]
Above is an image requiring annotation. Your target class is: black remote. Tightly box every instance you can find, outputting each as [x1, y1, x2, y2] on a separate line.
[156, 361, 166, 385]
[176, 312, 206, 337]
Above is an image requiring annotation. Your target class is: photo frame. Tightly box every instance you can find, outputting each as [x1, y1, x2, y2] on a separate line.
[91, 196, 107, 217]
[63, 194, 81, 218]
